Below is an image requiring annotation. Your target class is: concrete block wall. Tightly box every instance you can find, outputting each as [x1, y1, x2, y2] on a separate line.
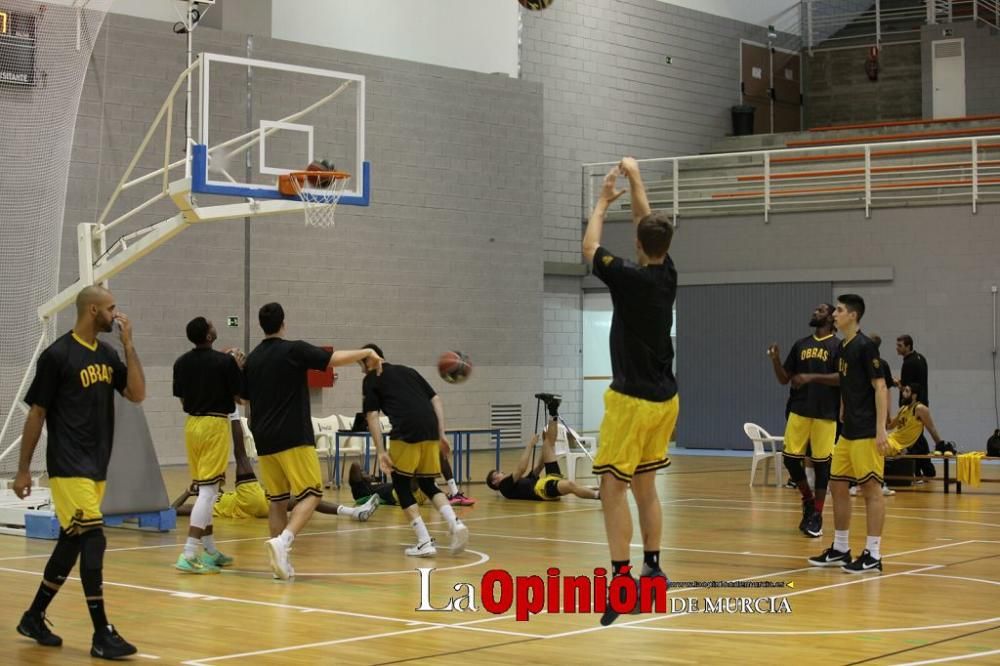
[597, 203, 1000, 449]
[519, 0, 770, 425]
[62, 15, 544, 464]
[922, 22, 1000, 118]
[804, 43, 922, 128]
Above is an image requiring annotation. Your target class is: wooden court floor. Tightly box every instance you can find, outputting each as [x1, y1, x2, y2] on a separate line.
[2, 453, 998, 665]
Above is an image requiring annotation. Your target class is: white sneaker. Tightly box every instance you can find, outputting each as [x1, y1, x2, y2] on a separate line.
[450, 522, 469, 555]
[405, 539, 437, 557]
[882, 485, 896, 496]
[354, 495, 380, 522]
[849, 486, 860, 497]
[266, 537, 292, 580]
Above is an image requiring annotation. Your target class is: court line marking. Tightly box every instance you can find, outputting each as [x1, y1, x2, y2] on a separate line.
[0, 564, 540, 639]
[0, 501, 617, 563]
[622, 617, 1000, 636]
[537, 564, 944, 640]
[179, 612, 540, 665]
[890, 648, 1000, 665]
[673, 504, 1000, 529]
[222, 548, 490, 578]
[676, 497, 1000, 516]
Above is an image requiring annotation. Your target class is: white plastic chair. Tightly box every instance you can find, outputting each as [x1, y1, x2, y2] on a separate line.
[552, 424, 597, 483]
[744, 422, 783, 488]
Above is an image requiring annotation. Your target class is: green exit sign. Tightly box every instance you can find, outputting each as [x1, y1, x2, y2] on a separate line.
[227, 316, 239, 327]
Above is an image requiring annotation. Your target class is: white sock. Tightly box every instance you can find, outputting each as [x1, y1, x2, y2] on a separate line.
[446, 479, 459, 496]
[183, 537, 200, 559]
[279, 529, 295, 547]
[336, 505, 357, 517]
[411, 516, 431, 545]
[834, 530, 850, 553]
[438, 503, 459, 531]
[865, 535, 881, 560]
[201, 534, 218, 554]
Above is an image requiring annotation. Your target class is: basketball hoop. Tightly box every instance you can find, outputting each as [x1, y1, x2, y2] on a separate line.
[277, 170, 351, 229]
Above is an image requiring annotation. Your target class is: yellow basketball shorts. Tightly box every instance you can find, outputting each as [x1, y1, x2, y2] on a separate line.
[185, 415, 230, 486]
[214, 480, 269, 519]
[533, 473, 564, 501]
[258, 445, 323, 502]
[886, 432, 912, 456]
[593, 390, 679, 482]
[783, 413, 837, 462]
[831, 437, 884, 485]
[390, 440, 441, 478]
[50, 477, 106, 535]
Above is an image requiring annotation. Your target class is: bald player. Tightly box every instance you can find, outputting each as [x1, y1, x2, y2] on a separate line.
[14, 286, 146, 660]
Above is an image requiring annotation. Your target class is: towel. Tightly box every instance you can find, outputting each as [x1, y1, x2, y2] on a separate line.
[957, 452, 985, 487]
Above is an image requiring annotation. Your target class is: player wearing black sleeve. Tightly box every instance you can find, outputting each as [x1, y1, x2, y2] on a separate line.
[14, 286, 146, 659]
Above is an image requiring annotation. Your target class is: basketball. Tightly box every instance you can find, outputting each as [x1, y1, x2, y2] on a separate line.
[518, 0, 554, 10]
[306, 160, 334, 188]
[438, 350, 472, 384]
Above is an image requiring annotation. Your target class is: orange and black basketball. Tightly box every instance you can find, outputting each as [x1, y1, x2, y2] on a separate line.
[306, 160, 335, 187]
[438, 351, 472, 384]
[518, 0, 554, 10]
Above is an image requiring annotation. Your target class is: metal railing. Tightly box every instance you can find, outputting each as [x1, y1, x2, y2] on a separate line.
[803, 0, 999, 53]
[582, 134, 1000, 223]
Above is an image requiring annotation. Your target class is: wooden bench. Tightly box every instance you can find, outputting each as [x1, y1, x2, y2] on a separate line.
[883, 454, 1000, 494]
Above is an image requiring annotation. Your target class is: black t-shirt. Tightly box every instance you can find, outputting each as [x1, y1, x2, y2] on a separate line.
[837, 332, 883, 440]
[498, 474, 541, 501]
[172, 347, 241, 415]
[900, 351, 928, 405]
[24, 331, 128, 480]
[362, 363, 439, 443]
[590, 246, 677, 402]
[783, 333, 840, 420]
[241, 338, 331, 455]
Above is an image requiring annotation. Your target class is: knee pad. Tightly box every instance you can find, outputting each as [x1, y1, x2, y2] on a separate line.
[783, 455, 805, 481]
[79, 528, 106, 572]
[417, 476, 442, 499]
[43, 530, 81, 584]
[392, 473, 417, 509]
[190, 483, 218, 529]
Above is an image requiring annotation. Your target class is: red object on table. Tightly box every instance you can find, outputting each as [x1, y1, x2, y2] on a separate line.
[307, 346, 335, 388]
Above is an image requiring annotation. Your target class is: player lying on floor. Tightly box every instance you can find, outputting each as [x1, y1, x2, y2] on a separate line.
[485, 406, 599, 501]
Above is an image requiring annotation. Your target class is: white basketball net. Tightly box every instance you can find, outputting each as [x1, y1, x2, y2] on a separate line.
[289, 174, 351, 229]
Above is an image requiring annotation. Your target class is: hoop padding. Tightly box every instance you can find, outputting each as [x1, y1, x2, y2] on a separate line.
[278, 171, 352, 229]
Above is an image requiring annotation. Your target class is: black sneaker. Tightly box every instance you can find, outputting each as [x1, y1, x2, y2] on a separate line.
[841, 549, 882, 574]
[807, 545, 852, 567]
[639, 567, 669, 611]
[599, 575, 639, 626]
[16, 611, 62, 647]
[534, 393, 562, 418]
[798, 499, 815, 534]
[90, 625, 137, 660]
[783, 479, 797, 489]
[803, 511, 823, 538]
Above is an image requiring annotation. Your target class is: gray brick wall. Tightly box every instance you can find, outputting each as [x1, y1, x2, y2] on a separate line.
[596, 203, 1000, 449]
[62, 15, 544, 464]
[519, 0, 769, 423]
[804, 43, 923, 128]
[921, 22, 1000, 118]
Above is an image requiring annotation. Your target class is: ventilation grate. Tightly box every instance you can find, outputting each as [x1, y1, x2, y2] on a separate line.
[490, 403, 523, 447]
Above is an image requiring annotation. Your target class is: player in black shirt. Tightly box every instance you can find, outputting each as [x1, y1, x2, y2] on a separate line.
[172, 317, 243, 574]
[242, 302, 382, 581]
[360, 343, 469, 558]
[14, 286, 145, 659]
[894, 334, 935, 478]
[767, 303, 840, 538]
[584, 157, 676, 625]
[809, 294, 890, 574]
[486, 405, 600, 502]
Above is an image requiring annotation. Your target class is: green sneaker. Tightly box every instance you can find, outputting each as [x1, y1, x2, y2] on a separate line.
[200, 550, 234, 568]
[175, 553, 220, 574]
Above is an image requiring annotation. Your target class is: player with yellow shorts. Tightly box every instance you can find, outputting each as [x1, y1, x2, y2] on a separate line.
[809, 295, 889, 575]
[766, 304, 841, 539]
